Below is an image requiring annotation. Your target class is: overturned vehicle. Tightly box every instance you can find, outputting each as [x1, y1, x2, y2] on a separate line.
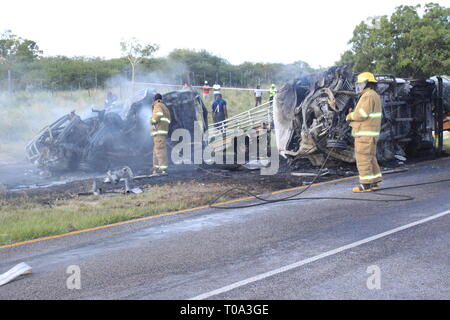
[274, 65, 449, 167]
[26, 88, 208, 173]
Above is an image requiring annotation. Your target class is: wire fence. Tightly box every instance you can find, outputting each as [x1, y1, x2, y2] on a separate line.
[0, 69, 278, 95]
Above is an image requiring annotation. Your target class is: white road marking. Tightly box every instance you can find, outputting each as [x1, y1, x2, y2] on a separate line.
[190, 209, 450, 300]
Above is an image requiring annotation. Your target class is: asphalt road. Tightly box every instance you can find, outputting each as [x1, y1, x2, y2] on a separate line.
[0, 158, 449, 300]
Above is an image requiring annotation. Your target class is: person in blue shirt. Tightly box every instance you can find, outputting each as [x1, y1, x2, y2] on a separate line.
[211, 94, 228, 127]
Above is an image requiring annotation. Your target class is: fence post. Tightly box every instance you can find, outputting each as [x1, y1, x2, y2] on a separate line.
[7, 70, 12, 95]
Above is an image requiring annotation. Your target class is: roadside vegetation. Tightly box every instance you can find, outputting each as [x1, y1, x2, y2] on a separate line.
[339, 3, 449, 78]
[0, 180, 271, 246]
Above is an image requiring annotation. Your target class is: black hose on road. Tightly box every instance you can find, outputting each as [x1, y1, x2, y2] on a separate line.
[208, 143, 450, 209]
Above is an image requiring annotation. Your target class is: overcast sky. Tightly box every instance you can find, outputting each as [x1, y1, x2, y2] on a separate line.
[0, 0, 447, 68]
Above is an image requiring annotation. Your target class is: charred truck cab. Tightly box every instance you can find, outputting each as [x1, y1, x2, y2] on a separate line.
[26, 88, 208, 173]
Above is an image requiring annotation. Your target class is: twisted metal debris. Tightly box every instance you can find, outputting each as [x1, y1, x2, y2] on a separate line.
[274, 65, 448, 166]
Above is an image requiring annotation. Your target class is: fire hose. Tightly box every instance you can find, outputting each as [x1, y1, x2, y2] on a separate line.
[208, 131, 450, 209]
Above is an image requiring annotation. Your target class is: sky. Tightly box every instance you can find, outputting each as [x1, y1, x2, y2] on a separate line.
[0, 0, 448, 68]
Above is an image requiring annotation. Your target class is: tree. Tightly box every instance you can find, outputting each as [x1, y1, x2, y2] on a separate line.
[0, 30, 42, 93]
[0, 30, 42, 63]
[168, 49, 229, 85]
[338, 3, 450, 78]
[120, 37, 159, 84]
[0, 31, 322, 92]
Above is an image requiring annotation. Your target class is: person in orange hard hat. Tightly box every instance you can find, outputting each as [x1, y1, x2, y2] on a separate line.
[346, 72, 383, 193]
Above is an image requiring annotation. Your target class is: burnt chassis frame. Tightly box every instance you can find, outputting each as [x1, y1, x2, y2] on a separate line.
[375, 75, 436, 161]
[434, 76, 445, 154]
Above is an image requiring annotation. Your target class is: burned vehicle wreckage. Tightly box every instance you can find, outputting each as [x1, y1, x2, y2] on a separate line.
[25, 67, 448, 175]
[26, 89, 208, 173]
[274, 65, 449, 167]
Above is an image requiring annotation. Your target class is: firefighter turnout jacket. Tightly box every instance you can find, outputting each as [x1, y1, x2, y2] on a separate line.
[151, 99, 171, 136]
[346, 88, 382, 137]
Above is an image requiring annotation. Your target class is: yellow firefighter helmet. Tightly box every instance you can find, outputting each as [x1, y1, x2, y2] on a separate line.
[357, 72, 377, 83]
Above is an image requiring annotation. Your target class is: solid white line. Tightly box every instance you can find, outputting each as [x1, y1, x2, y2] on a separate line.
[190, 209, 450, 300]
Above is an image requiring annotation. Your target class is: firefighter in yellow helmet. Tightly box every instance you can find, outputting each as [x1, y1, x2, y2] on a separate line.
[346, 72, 383, 192]
[151, 93, 171, 175]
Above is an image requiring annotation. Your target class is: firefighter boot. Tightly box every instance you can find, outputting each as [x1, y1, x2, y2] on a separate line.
[370, 183, 380, 191]
[352, 183, 375, 193]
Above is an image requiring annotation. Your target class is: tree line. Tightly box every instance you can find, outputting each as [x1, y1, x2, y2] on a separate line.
[339, 2, 449, 78]
[0, 32, 316, 92]
[0, 2, 448, 92]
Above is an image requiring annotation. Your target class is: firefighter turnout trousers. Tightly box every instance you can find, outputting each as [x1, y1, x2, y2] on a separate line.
[153, 134, 168, 171]
[151, 99, 171, 171]
[354, 136, 382, 184]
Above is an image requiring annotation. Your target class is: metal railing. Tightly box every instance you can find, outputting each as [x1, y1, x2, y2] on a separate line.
[207, 101, 273, 145]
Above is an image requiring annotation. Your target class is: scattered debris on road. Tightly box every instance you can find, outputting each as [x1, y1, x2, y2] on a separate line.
[0, 262, 32, 287]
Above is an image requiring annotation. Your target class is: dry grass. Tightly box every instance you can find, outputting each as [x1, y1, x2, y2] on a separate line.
[0, 181, 250, 245]
[0, 89, 108, 163]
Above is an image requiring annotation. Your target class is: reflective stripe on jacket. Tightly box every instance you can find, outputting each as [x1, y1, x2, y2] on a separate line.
[151, 100, 171, 136]
[346, 88, 382, 137]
